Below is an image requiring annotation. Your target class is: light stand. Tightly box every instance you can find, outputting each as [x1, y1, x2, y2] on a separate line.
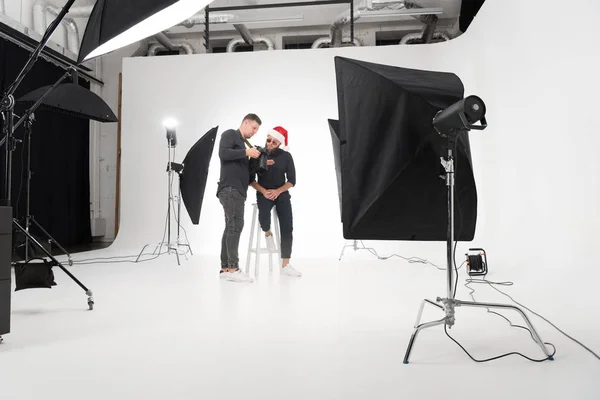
[20, 114, 73, 264]
[338, 240, 378, 261]
[16, 69, 79, 265]
[136, 125, 192, 265]
[402, 97, 553, 363]
[0, 0, 94, 313]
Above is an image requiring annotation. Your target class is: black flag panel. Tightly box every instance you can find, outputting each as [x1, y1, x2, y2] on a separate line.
[332, 56, 478, 241]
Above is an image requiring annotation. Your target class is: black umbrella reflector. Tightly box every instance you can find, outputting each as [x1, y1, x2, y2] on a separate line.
[333, 56, 478, 241]
[180, 126, 218, 225]
[17, 83, 118, 122]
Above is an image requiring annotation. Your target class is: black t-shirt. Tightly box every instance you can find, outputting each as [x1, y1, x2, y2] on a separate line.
[250, 148, 296, 198]
[217, 129, 250, 198]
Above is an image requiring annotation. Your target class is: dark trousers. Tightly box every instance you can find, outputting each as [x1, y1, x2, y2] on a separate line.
[257, 192, 293, 259]
[218, 186, 245, 268]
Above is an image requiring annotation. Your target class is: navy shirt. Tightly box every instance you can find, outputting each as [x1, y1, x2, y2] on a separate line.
[250, 148, 296, 198]
[217, 129, 250, 198]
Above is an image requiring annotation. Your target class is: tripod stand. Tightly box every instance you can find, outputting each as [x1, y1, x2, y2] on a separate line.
[19, 113, 72, 265]
[402, 135, 552, 363]
[136, 139, 192, 265]
[338, 240, 379, 260]
[1, 65, 94, 311]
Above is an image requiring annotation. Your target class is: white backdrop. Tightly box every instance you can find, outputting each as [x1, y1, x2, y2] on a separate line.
[112, 0, 600, 277]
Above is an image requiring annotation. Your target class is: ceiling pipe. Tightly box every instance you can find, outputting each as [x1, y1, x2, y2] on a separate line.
[311, 37, 361, 49]
[148, 41, 195, 56]
[0, 0, 5, 15]
[399, 31, 449, 44]
[330, 10, 361, 48]
[233, 24, 254, 46]
[33, 2, 94, 54]
[154, 32, 179, 52]
[226, 37, 274, 52]
[131, 39, 150, 57]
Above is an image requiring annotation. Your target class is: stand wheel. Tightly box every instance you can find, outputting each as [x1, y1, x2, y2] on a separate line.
[88, 300, 94, 310]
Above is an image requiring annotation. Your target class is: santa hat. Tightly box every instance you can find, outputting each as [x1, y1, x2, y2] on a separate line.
[267, 126, 289, 151]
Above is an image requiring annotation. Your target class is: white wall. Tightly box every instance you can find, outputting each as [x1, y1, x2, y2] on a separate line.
[112, 0, 600, 280]
[116, 42, 469, 259]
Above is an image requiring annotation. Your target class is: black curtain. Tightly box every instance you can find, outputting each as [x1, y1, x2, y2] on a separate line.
[0, 37, 92, 249]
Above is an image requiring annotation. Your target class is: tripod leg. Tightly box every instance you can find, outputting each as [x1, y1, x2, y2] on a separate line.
[13, 219, 94, 310]
[403, 317, 447, 364]
[30, 217, 72, 265]
[457, 300, 554, 359]
[413, 299, 444, 327]
[403, 299, 445, 364]
[339, 243, 347, 261]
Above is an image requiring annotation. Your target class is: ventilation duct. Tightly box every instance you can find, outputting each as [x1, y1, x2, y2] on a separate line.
[311, 37, 361, 49]
[226, 37, 274, 52]
[132, 39, 150, 57]
[148, 42, 195, 56]
[399, 31, 450, 44]
[32, 2, 94, 54]
[154, 32, 179, 52]
[330, 11, 361, 48]
[234, 24, 254, 46]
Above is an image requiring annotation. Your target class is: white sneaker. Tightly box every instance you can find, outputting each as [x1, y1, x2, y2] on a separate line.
[281, 264, 301, 277]
[226, 269, 254, 283]
[219, 271, 230, 280]
[265, 234, 276, 252]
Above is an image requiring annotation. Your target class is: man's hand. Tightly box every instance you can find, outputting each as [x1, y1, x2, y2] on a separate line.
[246, 148, 260, 159]
[265, 189, 281, 200]
[267, 159, 275, 166]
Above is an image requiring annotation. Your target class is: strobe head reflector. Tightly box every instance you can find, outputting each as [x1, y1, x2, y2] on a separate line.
[164, 118, 177, 148]
[433, 95, 487, 137]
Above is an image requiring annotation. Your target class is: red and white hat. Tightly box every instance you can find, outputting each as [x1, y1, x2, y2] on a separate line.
[267, 126, 289, 150]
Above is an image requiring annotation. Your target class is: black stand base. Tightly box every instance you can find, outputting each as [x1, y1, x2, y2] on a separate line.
[12, 219, 93, 310]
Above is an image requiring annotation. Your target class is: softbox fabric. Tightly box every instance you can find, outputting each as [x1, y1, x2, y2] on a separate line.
[180, 126, 218, 224]
[78, 0, 179, 63]
[333, 56, 477, 241]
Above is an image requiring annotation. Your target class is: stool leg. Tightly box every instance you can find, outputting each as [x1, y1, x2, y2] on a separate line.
[255, 209, 261, 277]
[245, 204, 257, 275]
[274, 210, 282, 267]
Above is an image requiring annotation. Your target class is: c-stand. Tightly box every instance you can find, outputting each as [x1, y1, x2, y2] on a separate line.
[0, 0, 94, 316]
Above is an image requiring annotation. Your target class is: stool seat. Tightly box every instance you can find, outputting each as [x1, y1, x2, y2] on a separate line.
[245, 203, 281, 277]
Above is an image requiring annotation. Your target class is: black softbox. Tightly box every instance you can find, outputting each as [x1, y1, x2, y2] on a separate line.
[180, 126, 218, 225]
[332, 56, 477, 241]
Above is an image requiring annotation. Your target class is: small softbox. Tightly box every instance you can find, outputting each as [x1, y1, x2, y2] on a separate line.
[332, 56, 477, 241]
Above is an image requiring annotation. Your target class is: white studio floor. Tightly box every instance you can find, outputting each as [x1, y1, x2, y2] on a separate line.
[0, 247, 598, 400]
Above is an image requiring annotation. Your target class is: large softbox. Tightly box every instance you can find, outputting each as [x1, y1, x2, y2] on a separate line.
[180, 126, 218, 224]
[332, 56, 477, 241]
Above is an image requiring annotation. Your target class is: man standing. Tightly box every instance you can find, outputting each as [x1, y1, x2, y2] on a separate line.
[250, 126, 301, 277]
[218, 113, 262, 283]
